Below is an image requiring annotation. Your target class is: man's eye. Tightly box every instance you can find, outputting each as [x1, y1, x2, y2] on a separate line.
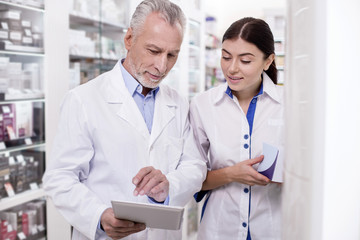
[149, 49, 158, 54]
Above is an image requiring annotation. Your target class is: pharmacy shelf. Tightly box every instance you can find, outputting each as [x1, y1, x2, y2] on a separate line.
[0, 187, 45, 211]
[0, 43, 44, 54]
[69, 54, 118, 61]
[0, 0, 44, 12]
[0, 92, 45, 101]
[69, 13, 127, 32]
[0, 142, 45, 155]
[0, 50, 44, 57]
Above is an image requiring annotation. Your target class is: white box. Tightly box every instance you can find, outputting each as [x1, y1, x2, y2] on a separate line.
[0, 10, 21, 20]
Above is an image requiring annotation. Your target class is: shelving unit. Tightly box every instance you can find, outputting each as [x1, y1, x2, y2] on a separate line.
[264, 8, 286, 85]
[68, 0, 128, 88]
[204, 16, 223, 90]
[0, 1, 47, 239]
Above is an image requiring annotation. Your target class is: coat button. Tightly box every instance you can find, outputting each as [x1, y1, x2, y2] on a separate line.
[244, 144, 249, 149]
[242, 222, 247, 228]
[244, 188, 249, 193]
[244, 134, 249, 140]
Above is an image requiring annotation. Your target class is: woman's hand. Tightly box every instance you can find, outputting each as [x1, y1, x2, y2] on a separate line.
[227, 155, 270, 186]
[202, 155, 270, 190]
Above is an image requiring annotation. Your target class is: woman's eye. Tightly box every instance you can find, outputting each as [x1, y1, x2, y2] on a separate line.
[222, 56, 231, 61]
[241, 60, 251, 64]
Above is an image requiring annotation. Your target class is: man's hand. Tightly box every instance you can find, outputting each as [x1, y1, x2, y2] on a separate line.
[100, 208, 145, 239]
[132, 166, 169, 202]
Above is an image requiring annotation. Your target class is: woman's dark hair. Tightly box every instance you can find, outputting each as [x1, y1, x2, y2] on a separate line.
[222, 17, 277, 84]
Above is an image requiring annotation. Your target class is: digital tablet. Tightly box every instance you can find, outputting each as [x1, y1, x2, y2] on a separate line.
[111, 200, 184, 230]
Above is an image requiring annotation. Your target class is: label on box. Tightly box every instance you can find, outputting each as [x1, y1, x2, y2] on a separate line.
[0, 30, 8, 39]
[0, 10, 21, 20]
[25, 138, 32, 145]
[21, 20, 31, 28]
[10, 31, 22, 41]
[4, 182, 15, 197]
[0, 141, 5, 150]
[2, 105, 10, 113]
[24, 28, 32, 36]
[9, 156, 15, 165]
[6, 126, 16, 140]
[29, 182, 39, 190]
[18, 232, 26, 240]
[16, 154, 25, 163]
[22, 36, 33, 44]
[38, 225, 45, 232]
[1, 22, 8, 30]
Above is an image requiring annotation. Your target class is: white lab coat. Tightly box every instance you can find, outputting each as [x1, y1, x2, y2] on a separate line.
[189, 73, 283, 240]
[43, 62, 207, 240]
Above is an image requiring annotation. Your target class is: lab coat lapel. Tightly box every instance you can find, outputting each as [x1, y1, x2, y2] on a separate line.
[149, 87, 176, 149]
[101, 61, 149, 139]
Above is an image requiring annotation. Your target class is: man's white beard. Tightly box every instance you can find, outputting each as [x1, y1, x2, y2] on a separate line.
[128, 58, 166, 89]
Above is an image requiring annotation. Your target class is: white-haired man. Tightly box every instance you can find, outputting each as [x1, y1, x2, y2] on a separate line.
[43, 0, 206, 239]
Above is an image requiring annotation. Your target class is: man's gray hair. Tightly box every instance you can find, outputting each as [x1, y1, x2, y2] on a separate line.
[130, 0, 186, 37]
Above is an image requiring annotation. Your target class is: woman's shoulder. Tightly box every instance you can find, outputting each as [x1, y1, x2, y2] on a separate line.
[191, 83, 227, 104]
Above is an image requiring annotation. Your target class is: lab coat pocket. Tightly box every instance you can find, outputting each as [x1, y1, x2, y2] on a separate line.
[166, 136, 184, 171]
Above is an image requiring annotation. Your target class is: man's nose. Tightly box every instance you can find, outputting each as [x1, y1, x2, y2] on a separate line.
[154, 54, 167, 74]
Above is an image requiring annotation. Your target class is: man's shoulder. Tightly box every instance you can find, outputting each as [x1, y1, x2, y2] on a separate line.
[159, 84, 187, 102]
[71, 71, 110, 95]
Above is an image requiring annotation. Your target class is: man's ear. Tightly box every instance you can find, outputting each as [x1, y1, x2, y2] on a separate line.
[124, 28, 133, 50]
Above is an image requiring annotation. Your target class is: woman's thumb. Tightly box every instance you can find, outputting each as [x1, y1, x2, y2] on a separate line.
[247, 155, 264, 166]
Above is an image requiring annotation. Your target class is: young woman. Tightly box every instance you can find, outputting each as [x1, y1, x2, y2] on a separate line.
[190, 17, 284, 240]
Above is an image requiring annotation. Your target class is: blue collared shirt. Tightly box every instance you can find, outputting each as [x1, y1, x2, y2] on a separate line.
[119, 60, 159, 133]
[98, 61, 167, 232]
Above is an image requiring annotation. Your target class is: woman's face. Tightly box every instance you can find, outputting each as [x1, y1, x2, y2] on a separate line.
[221, 37, 274, 99]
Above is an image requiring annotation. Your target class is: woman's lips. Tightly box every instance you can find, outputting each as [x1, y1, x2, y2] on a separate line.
[227, 75, 243, 84]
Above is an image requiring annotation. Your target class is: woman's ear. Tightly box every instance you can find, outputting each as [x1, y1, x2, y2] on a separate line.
[264, 53, 275, 71]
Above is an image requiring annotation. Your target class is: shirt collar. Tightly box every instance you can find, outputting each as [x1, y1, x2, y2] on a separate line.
[119, 59, 159, 97]
[214, 72, 280, 104]
[224, 81, 264, 99]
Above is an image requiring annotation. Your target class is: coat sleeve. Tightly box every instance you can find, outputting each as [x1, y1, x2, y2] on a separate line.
[42, 91, 108, 240]
[189, 98, 211, 168]
[165, 97, 207, 207]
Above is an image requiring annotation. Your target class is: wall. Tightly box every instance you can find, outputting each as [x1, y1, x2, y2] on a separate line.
[204, 0, 286, 38]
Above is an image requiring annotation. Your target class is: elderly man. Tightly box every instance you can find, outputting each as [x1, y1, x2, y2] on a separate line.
[43, 0, 206, 239]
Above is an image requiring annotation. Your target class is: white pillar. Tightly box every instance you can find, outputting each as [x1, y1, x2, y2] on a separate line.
[283, 0, 360, 239]
[44, 0, 72, 239]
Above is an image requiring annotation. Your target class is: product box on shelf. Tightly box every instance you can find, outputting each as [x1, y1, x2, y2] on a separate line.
[15, 101, 32, 139]
[0, 156, 10, 199]
[0, 149, 44, 199]
[0, 219, 17, 240]
[0, 199, 46, 240]
[0, 10, 21, 21]
[0, 104, 16, 142]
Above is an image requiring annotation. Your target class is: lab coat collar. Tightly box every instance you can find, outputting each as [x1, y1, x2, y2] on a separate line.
[213, 72, 281, 105]
[100, 60, 177, 143]
[101, 60, 129, 104]
[149, 86, 177, 148]
[262, 72, 281, 104]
